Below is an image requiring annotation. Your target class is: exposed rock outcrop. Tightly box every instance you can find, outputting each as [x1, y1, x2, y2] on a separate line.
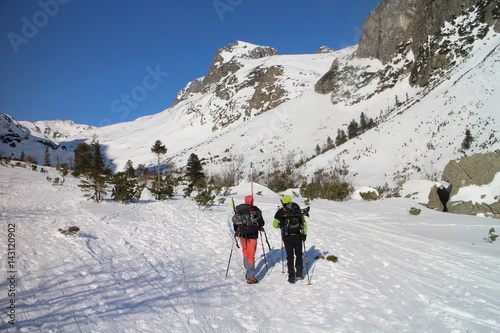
[173, 41, 279, 105]
[442, 150, 500, 193]
[316, 46, 335, 54]
[171, 41, 297, 131]
[314, 59, 340, 94]
[447, 200, 500, 218]
[438, 151, 500, 218]
[356, 0, 419, 63]
[356, 0, 499, 86]
[202, 41, 278, 92]
[427, 185, 447, 212]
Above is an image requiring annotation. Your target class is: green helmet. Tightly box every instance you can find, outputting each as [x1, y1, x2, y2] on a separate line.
[282, 195, 292, 204]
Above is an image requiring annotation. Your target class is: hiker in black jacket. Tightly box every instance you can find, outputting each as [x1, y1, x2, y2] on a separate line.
[273, 195, 307, 284]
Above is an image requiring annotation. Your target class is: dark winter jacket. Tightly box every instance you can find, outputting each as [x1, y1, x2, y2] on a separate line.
[232, 196, 265, 239]
[273, 202, 307, 236]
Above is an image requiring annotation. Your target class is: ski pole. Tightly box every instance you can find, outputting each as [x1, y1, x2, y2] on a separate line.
[233, 230, 240, 248]
[260, 228, 272, 251]
[303, 239, 311, 285]
[225, 238, 235, 279]
[259, 232, 269, 275]
[281, 241, 285, 274]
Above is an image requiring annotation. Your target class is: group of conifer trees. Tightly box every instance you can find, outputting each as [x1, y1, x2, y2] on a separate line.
[72, 137, 207, 204]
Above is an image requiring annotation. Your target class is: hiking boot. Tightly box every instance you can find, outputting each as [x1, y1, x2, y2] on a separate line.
[296, 274, 304, 280]
[288, 275, 295, 284]
[247, 279, 259, 284]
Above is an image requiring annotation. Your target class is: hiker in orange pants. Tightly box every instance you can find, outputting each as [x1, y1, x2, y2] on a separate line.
[239, 237, 258, 279]
[232, 195, 265, 284]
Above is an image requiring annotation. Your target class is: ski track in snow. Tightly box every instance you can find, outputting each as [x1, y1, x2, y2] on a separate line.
[1, 165, 499, 332]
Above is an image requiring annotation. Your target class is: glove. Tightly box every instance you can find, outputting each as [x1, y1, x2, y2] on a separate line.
[302, 235, 307, 241]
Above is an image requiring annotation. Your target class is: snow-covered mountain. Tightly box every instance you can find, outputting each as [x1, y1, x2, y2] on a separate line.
[1, 2, 500, 330]
[0, 114, 92, 163]
[1, 1, 499, 191]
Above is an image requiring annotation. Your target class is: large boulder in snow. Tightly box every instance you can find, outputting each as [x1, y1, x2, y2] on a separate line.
[447, 201, 500, 219]
[441, 151, 500, 218]
[442, 150, 500, 194]
[427, 185, 446, 212]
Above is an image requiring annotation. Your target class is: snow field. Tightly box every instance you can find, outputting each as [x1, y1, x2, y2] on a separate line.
[1, 165, 499, 332]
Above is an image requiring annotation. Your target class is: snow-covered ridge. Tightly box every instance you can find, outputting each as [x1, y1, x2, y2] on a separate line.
[19, 119, 94, 143]
[215, 40, 279, 64]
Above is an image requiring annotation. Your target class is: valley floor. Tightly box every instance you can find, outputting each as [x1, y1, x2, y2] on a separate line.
[1, 165, 499, 332]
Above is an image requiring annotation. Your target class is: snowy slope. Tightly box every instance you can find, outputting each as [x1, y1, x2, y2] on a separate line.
[301, 27, 500, 187]
[1, 163, 499, 332]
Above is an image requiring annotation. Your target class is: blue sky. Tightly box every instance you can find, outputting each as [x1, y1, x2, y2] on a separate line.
[0, 0, 381, 127]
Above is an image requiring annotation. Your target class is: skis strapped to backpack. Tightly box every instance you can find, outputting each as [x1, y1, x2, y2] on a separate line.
[282, 202, 304, 235]
[232, 204, 262, 226]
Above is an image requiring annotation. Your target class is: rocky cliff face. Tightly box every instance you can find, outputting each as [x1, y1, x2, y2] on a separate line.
[356, 0, 419, 62]
[315, 0, 499, 105]
[0, 113, 29, 146]
[356, 0, 499, 86]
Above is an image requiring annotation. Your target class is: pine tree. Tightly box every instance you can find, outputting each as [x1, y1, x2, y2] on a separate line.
[55, 154, 61, 170]
[148, 174, 175, 200]
[124, 159, 136, 178]
[360, 112, 368, 131]
[367, 117, 375, 130]
[462, 129, 474, 150]
[78, 137, 112, 202]
[315, 144, 321, 155]
[335, 129, 347, 146]
[44, 147, 51, 166]
[326, 136, 335, 150]
[151, 140, 167, 200]
[348, 120, 360, 139]
[193, 183, 221, 210]
[73, 142, 92, 177]
[360, 112, 376, 132]
[111, 173, 145, 204]
[184, 153, 205, 196]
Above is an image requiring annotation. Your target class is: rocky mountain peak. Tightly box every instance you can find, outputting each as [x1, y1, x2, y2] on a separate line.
[212, 40, 279, 65]
[173, 41, 281, 107]
[316, 46, 335, 54]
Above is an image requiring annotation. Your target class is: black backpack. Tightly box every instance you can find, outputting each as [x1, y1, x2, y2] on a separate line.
[281, 202, 304, 235]
[232, 204, 262, 226]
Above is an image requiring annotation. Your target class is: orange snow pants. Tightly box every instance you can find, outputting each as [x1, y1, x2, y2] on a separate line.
[239, 238, 257, 264]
